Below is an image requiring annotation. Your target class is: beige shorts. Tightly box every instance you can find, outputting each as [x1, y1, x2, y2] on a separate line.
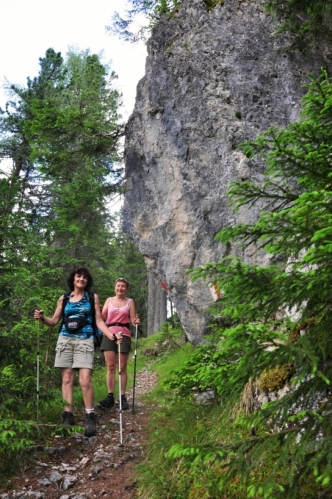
[54, 336, 94, 370]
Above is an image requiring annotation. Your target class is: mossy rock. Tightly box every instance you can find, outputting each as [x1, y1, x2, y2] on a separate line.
[258, 364, 293, 392]
[204, 0, 225, 11]
[289, 317, 317, 343]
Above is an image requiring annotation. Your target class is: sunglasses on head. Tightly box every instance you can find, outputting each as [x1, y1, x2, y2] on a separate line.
[116, 278, 129, 284]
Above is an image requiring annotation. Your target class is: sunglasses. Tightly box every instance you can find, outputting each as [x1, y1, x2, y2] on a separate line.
[115, 278, 129, 284]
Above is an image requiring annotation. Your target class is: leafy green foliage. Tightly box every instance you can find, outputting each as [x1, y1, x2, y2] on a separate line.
[265, 0, 332, 49]
[165, 343, 225, 401]
[154, 322, 186, 352]
[108, 0, 224, 42]
[108, 0, 181, 42]
[0, 419, 53, 478]
[161, 69, 332, 498]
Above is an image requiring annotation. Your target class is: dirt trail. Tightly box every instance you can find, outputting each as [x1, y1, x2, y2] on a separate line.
[0, 368, 158, 499]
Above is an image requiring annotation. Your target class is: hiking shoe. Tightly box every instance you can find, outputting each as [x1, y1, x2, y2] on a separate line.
[121, 395, 129, 410]
[98, 393, 114, 408]
[62, 411, 75, 426]
[84, 412, 96, 437]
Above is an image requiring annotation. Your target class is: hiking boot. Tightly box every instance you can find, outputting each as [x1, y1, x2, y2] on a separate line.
[62, 411, 75, 426]
[98, 393, 114, 408]
[121, 395, 129, 410]
[84, 412, 96, 437]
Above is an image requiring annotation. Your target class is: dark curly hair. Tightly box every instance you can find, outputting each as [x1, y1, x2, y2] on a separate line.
[67, 266, 93, 291]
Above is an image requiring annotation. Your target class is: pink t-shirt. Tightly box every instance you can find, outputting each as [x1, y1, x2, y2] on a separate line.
[106, 298, 131, 338]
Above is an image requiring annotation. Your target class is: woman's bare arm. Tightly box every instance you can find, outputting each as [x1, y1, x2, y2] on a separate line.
[129, 299, 140, 326]
[34, 296, 64, 326]
[94, 294, 114, 340]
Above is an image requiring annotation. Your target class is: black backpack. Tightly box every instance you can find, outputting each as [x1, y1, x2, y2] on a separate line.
[59, 291, 102, 349]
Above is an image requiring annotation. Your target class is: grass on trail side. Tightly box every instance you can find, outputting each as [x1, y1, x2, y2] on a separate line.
[131, 328, 242, 499]
[94, 326, 251, 499]
[130, 329, 329, 499]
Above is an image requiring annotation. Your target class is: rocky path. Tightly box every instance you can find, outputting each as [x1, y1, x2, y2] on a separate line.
[0, 368, 158, 499]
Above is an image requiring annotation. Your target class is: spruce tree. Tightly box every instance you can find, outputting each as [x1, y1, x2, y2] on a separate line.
[170, 69, 332, 498]
[0, 48, 148, 417]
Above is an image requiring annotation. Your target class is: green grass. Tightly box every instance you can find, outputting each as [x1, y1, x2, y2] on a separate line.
[130, 327, 327, 499]
[133, 360, 239, 497]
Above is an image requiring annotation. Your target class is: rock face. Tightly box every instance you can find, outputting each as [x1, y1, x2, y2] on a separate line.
[123, 0, 331, 344]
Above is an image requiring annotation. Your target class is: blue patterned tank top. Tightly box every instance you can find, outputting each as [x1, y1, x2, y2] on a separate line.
[59, 291, 94, 339]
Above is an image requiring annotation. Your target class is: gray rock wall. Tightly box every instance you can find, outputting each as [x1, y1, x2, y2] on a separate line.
[122, 0, 331, 344]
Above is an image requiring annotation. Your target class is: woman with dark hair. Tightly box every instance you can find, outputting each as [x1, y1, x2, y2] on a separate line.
[34, 266, 113, 437]
[98, 277, 140, 410]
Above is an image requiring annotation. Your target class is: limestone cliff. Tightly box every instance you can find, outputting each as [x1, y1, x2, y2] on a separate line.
[122, 0, 331, 344]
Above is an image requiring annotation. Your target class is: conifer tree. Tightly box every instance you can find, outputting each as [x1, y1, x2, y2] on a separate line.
[0, 49, 147, 416]
[265, 0, 332, 48]
[170, 69, 332, 498]
[108, 0, 181, 42]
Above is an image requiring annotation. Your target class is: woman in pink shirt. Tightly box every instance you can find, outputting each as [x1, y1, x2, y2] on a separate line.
[99, 278, 140, 410]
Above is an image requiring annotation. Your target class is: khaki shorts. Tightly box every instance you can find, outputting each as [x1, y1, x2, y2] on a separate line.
[100, 335, 131, 354]
[54, 336, 94, 370]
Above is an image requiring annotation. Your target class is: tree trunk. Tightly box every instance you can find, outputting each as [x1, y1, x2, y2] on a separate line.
[153, 284, 162, 333]
[147, 272, 157, 336]
[147, 273, 168, 335]
[160, 288, 167, 325]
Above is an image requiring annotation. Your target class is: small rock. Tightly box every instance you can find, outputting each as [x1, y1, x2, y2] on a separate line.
[92, 466, 103, 474]
[48, 471, 63, 482]
[86, 436, 98, 445]
[62, 475, 77, 491]
[46, 446, 66, 456]
[37, 479, 51, 487]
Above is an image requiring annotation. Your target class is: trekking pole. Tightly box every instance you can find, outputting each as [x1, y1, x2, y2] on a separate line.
[117, 332, 124, 448]
[36, 308, 41, 422]
[132, 316, 139, 414]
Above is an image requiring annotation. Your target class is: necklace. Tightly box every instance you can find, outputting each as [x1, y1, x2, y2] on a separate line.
[115, 297, 126, 310]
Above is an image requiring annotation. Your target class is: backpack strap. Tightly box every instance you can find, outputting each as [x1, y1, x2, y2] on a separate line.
[87, 291, 97, 333]
[88, 291, 104, 348]
[58, 292, 71, 334]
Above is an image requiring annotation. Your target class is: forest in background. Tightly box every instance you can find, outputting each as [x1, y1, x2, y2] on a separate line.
[0, 47, 148, 446]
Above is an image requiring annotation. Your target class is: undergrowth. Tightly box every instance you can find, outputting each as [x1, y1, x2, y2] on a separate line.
[2, 322, 327, 496]
[134, 326, 327, 498]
